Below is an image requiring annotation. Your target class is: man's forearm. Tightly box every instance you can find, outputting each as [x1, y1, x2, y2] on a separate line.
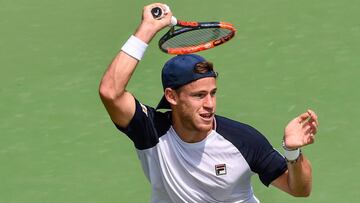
[99, 21, 157, 99]
[100, 51, 139, 98]
[99, 23, 154, 127]
[287, 154, 312, 197]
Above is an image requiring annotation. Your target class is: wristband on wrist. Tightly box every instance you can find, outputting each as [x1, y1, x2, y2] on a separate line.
[121, 35, 148, 60]
[282, 140, 301, 163]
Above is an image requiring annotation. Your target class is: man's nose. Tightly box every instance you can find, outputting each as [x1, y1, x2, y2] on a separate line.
[203, 94, 215, 108]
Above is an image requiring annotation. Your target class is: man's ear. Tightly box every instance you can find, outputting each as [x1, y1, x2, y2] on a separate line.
[164, 88, 178, 106]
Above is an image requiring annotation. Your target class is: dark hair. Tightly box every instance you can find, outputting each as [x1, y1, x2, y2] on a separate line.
[173, 61, 218, 93]
[194, 61, 216, 75]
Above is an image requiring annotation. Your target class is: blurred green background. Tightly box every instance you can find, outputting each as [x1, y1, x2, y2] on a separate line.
[1, 0, 359, 202]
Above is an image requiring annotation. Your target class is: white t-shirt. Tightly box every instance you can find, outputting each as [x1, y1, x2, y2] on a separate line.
[116, 100, 287, 203]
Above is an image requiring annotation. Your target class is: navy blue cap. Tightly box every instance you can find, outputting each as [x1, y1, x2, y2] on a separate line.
[156, 54, 217, 109]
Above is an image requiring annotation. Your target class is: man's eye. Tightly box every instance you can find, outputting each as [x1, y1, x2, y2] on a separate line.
[193, 93, 205, 98]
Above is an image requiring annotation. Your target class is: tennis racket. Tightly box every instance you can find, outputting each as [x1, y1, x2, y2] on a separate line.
[151, 6, 236, 55]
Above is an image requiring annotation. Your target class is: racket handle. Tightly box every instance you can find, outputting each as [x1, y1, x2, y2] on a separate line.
[170, 16, 177, 26]
[150, 6, 177, 26]
[151, 7, 163, 19]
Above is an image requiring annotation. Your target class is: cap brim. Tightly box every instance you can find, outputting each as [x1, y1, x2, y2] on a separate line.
[156, 95, 171, 110]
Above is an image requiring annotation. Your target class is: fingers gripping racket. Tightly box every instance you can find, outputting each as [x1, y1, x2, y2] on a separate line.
[151, 6, 236, 55]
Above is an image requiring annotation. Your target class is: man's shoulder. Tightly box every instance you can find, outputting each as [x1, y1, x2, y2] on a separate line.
[214, 115, 270, 148]
[215, 115, 258, 134]
[115, 99, 172, 150]
[137, 101, 172, 133]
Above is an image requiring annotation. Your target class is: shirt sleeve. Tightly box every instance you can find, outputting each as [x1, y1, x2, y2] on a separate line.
[215, 115, 287, 186]
[248, 130, 287, 186]
[114, 99, 161, 150]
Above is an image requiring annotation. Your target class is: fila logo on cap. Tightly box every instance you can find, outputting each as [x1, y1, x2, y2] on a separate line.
[215, 164, 227, 176]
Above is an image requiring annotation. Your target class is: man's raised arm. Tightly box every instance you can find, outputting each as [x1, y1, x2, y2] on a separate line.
[99, 3, 172, 128]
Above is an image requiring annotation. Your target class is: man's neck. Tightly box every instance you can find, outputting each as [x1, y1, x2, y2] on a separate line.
[171, 114, 214, 143]
[172, 124, 210, 143]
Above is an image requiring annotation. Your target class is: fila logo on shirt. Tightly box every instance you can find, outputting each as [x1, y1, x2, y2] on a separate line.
[139, 103, 148, 117]
[215, 164, 227, 176]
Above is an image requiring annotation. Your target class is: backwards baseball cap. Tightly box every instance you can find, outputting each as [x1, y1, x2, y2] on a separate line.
[156, 54, 218, 109]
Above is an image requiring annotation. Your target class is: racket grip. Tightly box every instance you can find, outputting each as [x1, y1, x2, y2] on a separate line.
[170, 16, 177, 26]
[151, 7, 163, 19]
[150, 6, 177, 26]
[151, 5, 170, 19]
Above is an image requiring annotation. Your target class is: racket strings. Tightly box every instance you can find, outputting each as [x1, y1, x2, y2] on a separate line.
[161, 28, 232, 49]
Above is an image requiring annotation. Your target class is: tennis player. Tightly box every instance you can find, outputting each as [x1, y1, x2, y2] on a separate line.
[99, 3, 319, 203]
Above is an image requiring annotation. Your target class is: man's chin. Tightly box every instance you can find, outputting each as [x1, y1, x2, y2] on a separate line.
[197, 123, 213, 133]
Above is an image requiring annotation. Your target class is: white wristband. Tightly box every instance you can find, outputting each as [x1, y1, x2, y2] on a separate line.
[282, 140, 301, 161]
[121, 35, 148, 60]
[283, 148, 301, 161]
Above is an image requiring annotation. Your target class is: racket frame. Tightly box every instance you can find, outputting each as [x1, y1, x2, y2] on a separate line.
[158, 20, 236, 55]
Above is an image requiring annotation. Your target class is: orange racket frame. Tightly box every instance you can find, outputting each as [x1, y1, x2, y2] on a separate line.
[158, 20, 236, 55]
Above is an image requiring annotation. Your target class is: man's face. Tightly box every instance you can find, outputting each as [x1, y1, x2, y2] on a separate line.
[173, 77, 217, 133]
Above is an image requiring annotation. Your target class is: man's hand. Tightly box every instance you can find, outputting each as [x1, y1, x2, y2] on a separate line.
[134, 3, 173, 43]
[284, 109, 319, 149]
